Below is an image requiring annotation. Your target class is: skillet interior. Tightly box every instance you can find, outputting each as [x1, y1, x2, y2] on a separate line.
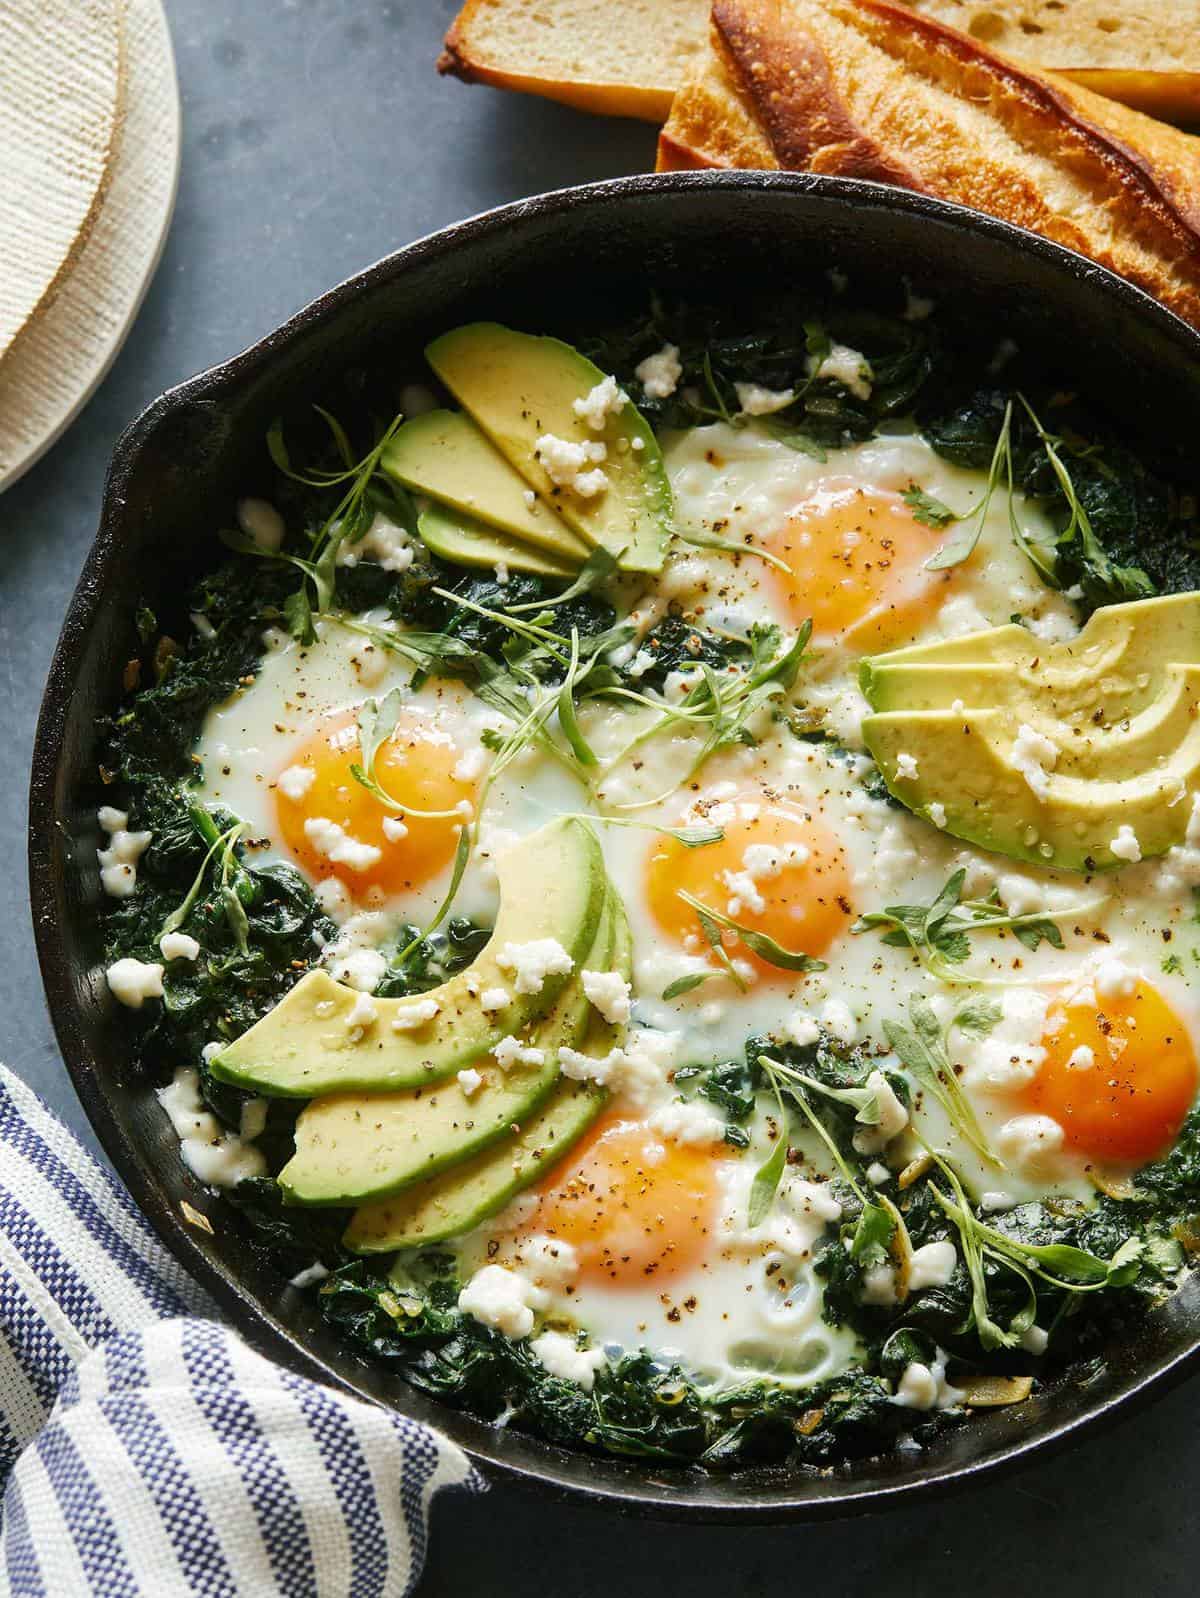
[28, 171, 1200, 1520]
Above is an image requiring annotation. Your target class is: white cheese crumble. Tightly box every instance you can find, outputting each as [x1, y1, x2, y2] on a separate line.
[303, 817, 382, 872]
[345, 992, 378, 1038]
[821, 998, 858, 1046]
[381, 815, 409, 843]
[289, 1262, 329, 1290]
[335, 513, 414, 573]
[907, 1240, 958, 1291]
[572, 374, 626, 431]
[867, 1161, 891, 1187]
[534, 434, 608, 498]
[852, 1070, 909, 1154]
[1021, 1325, 1050, 1355]
[1066, 1045, 1095, 1071]
[895, 752, 919, 781]
[159, 931, 200, 962]
[1010, 723, 1059, 800]
[96, 808, 153, 899]
[929, 803, 947, 829]
[581, 969, 632, 1025]
[328, 946, 386, 993]
[1109, 824, 1142, 863]
[456, 1068, 483, 1098]
[479, 986, 511, 1013]
[157, 1066, 266, 1187]
[389, 997, 440, 1032]
[784, 1012, 821, 1047]
[106, 958, 164, 1009]
[237, 497, 285, 552]
[457, 1265, 545, 1340]
[812, 343, 873, 399]
[860, 1263, 898, 1306]
[496, 939, 573, 995]
[492, 1035, 545, 1070]
[734, 382, 795, 416]
[529, 1331, 607, 1391]
[635, 342, 682, 400]
[452, 745, 487, 782]
[995, 1113, 1065, 1174]
[893, 1349, 962, 1411]
[276, 764, 315, 802]
[647, 1099, 725, 1146]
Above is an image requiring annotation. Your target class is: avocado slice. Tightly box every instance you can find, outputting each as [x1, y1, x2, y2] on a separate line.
[416, 504, 578, 579]
[382, 409, 589, 564]
[863, 704, 1200, 871]
[278, 896, 616, 1208]
[209, 818, 604, 1097]
[344, 893, 632, 1251]
[425, 322, 671, 574]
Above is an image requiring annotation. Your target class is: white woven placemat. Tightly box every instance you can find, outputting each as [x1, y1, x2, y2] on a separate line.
[0, 0, 181, 491]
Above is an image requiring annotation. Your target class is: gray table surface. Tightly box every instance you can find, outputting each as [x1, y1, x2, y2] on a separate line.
[1, 2, 1196, 1591]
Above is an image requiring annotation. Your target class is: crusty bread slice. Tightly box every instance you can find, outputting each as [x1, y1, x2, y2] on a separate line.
[439, 0, 710, 121]
[903, 1, 1200, 123]
[658, 0, 1200, 328]
[0, 0, 123, 362]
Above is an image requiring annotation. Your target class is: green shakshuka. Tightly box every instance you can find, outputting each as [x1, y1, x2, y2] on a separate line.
[99, 305, 1200, 1466]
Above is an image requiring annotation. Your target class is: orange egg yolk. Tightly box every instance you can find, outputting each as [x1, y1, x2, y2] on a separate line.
[527, 1116, 726, 1286]
[763, 481, 952, 647]
[1024, 980, 1198, 1165]
[644, 799, 853, 979]
[275, 708, 476, 901]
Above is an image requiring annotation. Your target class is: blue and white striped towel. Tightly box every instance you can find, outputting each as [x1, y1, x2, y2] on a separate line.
[0, 1064, 482, 1596]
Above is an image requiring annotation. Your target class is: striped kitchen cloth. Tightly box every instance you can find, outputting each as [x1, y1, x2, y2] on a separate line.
[0, 1064, 482, 1596]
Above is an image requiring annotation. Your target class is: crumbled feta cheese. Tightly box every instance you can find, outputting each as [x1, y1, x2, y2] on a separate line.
[345, 993, 378, 1036]
[522, 488, 537, 509]
[303, 817, 382, 872]
[494, 561, 509, 585]
[581, 969, 632, 1025]
[626, 647, 656, 679]
[492, 1035, 545, 1070]
[97, 808, 152, 899]
[648, 1099, 725, 1146]
[961, 985, 1048, 1091]
[979, 1191, 1017, 1213]
[335, 514, 414, 573]
[529, 1331, 607, 1391]
[812, 343, 873, 399]
[1094, 957, 1138, 1001]
[314, 878, 352, 922]
[328, 946, 386, 993]
[908, 1240, 958, 1291]
[159, 931, 200, 962]
[458, 1265, 544, 1340]
[157, 1066, 266, 1187]
[534, 434, 608, 498]
[480, 986, 511, 1013]
[929, 802, 948, 829]
[1011, 723, 1059, 800]
[1109, 824, 1142, 863]
[106, 958, 164, 1009]
[821, 998, 857, 1045]
[456, 1068, 483, 1097]
[1021, 1325, 1049, 1355]
[385, 998, 438, 1034]
[852, 1070, 909, 1154]
[995, 1113, 1065, 1174]
[734, 382, 795, 416]
[893, 1350, 962, 1411]
[452, 745, 487, 782]
[1066, 1045, 1095, 1071]
[784, 1012, 821, 1047]
[572, 374, 626, 431]
[635, 342, 682, 400]
[895, 752, 919, 781]
[557, 1027, 677, 1104]
[867, 1161, 891, 1187]
[381, 815, 409, 843]
[277, 764, 315, 802]
[237, 497, 285, 552]
[861, 1263, 898, 1306]
[289, 1262, 329, 1290]
[496, 939, 573, 995]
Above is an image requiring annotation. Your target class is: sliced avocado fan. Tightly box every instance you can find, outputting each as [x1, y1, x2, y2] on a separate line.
[417, 503, 578, 579]
[209, 817, 605, 1097]
[279, 894, 616, 1208]
[425, 322, 672, 574]
[345, 891, 632, 1251]
[859, 593, 1200, 871]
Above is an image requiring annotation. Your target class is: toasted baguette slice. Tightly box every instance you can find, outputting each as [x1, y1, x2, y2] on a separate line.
[658, 0, 1200, 329]
[903, 0, 1200, 123]
[438, 0, 710, 121]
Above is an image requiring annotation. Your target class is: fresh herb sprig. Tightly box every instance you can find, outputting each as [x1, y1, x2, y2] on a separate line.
[882, 995, 1002, 1167]
[853, 868, 1102, 983]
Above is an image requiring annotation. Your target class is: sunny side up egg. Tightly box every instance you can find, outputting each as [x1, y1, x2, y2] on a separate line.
[189, 420, 1200, 1392]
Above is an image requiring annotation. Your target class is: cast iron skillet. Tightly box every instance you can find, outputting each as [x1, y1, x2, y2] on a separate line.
[28, 172, 1200, 1521]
